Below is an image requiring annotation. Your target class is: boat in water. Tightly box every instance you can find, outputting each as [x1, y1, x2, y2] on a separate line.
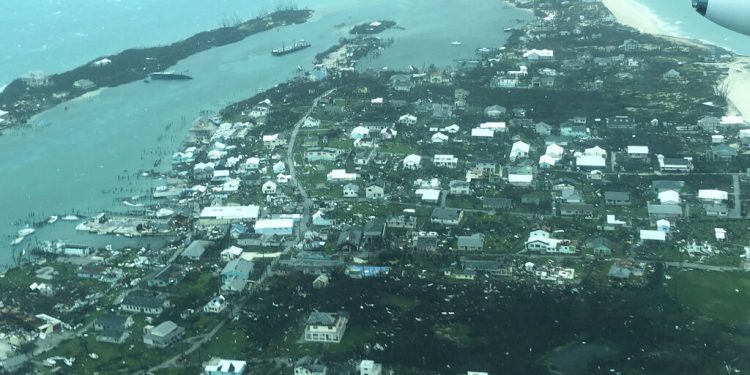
[450, 41, 462, 46]
[10, 237, 24, 246]
[272, 40, 311, 56]
[18, 228, 35, 237]
[149, 71, 192, 80]
[48, 216, 59, 224]
[62, 215, 79, 221]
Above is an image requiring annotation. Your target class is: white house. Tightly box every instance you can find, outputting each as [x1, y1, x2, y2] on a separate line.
[433, 154, 459, 168]
[312, 210, 334, 227]
[432, 132, 450, 143]
[343, 183, 360, 198]
[539, 154, 557, 168]
[658, 190, 681, 205]
[657, 219, 671, 233]
[272, 161, 286, 174]
[441, 124, 460, 133]
[508, 173, 534, 187]
[627, 145, 649, 158]
[398, 114, 418, 126]
[523, 49, 554, 61]
[359, 360, 383, 375]
[262, 181, 277, 195]
[304, 312, 348, 343]
[327, 169, 358, 182]
[203, 296, 228, 314]
[254, 219, 294, 235]
[545, 144, 564, 159]
[576, 152, 606, 169]
[204, 358, 247, 375]
[584, 146, 607, 158]
[640, 230, 666, 242]
[244, 157, 260, 170]
[350, 126, 370, 140]
[403, 154, 422, 169]
[524, 230, 576, 254]
[302, 117, 321, 128]
[471, 128, 494, 138]
[509, 141, 530, 161]
[416, 189, 441, 203]
[262, 134, 286, 149]
[698, 189, 728, 203]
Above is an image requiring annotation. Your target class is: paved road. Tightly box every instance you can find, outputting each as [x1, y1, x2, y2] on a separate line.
[731, 173, 743, 218]
[663, 261, 745, 272]
[287, 88, 337, 239]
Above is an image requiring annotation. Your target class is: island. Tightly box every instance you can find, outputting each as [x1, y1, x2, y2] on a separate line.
[0, 8, 313, 127]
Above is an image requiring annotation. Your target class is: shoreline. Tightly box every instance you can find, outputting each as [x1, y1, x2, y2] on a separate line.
[600, 0, 750, 120]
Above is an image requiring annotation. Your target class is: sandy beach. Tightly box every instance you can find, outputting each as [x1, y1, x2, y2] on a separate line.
[724, 57, 750, 119]
[600, 0, 668, 35]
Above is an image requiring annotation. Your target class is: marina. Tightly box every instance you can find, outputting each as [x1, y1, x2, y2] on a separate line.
[272, 39, 312, 56]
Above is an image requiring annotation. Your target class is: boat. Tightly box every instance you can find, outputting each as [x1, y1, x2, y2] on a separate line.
[149, 71, 192, 80]
[10, 237, 24, 246]
[18, 228, 35, 237]
[450, 41, 462, 46]
[272, 40, 311, 56]
[48, 216, 59, 224]
[62, 215, 79, 221]
[504, 27, 514, 32]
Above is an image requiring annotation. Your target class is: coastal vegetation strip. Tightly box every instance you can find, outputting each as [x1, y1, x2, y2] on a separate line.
[0, 9, 313, 127]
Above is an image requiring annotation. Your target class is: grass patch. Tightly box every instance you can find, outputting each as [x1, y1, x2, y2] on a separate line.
[667, 271, 750, 325]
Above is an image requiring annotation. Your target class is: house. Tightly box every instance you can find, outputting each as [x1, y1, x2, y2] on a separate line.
[304, 312, 349, 343]
[203, 295, 228, 314]
[698, 116, 721, 131]
[262, 180, 277, 195]
[121, 292, 170, 315]
[255, 219, 294, 235]
[658, 190, 681, 205]
[431, 208, 464, 225]
[604, 191, 631, 206]
[327, 169, 358, 182]
[389, 74, 414, 91]
[575, 154, 605, 169]
[93, 313, 133, 344]
[587, 237, 613, 256]
[221, 258, 254, 293]
[509, 141, 530, 161]
[433, 154, 459, 168]
[483, 197, 513, 210]
[442, 124, 461, 133]
[705, 203, 729, 217]
[262, 134, 286, 149]
[198, 206, 260, 228]
[471, 128, 494, 138]
[143, 321, 185, 348]
[414, 234, 439, 252]
[539, 156, 556, 169]
[303, 117, 321, 128]
[273, 161, 286, 174]
[312, 210, 334, 227]
[657, 155, 693, 172]
[479, 121, 508, 132]
[523, 49, 554, 61]
[648, 203, 683, 222]
[204, 357, 247, 375]
[662, 69, 682, 80]
[337, 226, 363, 252]
[508, 172, 534, 187]
[652, 180, 685, 194]
[708, 144, 738, 161]
[365, 182, 385, 200]
[560, 124, 590, 139]
[606, 116, 636, 129]
[363, 219, 386, 243]
[627, 146, 649, 158]
[343, 183, 360, 198]
[312, 275, 330, 289]
[398, 114, 418, 126]
[294, 357, 328, 375]
[524, 230, 576, 254]
[449, 180, 471, 195]
[220, 246, 243, 261]
[432, 132, 451, 143]
[640, 230, 667, 242]
[350, 126, 370, 140]
[484, 105, 507, 118]
[354, 149, 374, 166]
[359, 360, 383, 375]
[416, 189, 441, 203]
[560, 203, 594, 217]
[457, 234, 485, 251]
[698, 189, 729, 204]
[535, 122, 553, 135]
[147, 264, 184, 288]
[403, 154, 422, 169]
[491, 76, 518, 88]
[305, 147, 341, 162]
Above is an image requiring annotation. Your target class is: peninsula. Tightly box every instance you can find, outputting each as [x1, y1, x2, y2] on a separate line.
[0, 9, 313, 127]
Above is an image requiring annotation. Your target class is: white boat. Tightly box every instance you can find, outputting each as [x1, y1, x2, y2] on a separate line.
[62, 215, 79, 221]
[18, 228, 35, 237]
[10, 237, 24, 246]
[48, 216, 59, 224]
[123, 200, 144, 207]
[450, 41, 462, 46]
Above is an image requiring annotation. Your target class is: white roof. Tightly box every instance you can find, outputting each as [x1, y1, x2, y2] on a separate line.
[262, 133, 279, 141]
[255, 219, 294, 230]
[508, 174, 533, 183]
[200, 206, 260, 220]
[524, 49, 554, 57]
[545, 144, 564, 157]
[576, 155, 606, 168]
[328, 169, 358, 180]
[221, 246, 243, 256]
[511, 141, 530, 152]
[0, 109, 8, 117]
[204, 359, 247, 373]
[213, 170, 230, 178]
[432, 132, 450, 141]
[416, 189, 441, 201]
[658, 190, 680, 204]
[471, 128, 494, 137]
[698, 189, 728, 201]
[403, 154, 422, 164]
[539, 154, 556, 166]
[606, 215, 626, 225]
[584, 146, 607, 157]
[627, 145, 649, 154]
[715, 228, 726, 240]
[656, 219, 671, 228]
[640, 230, 666, 241]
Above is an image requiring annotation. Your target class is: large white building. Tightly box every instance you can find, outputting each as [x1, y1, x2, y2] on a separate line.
[198, 206, 260, 228]
[203, 357, 247, 375]
[254, 219, 295, 236]
[327, 169, 358, 182]
[433, 154, 459, 168]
